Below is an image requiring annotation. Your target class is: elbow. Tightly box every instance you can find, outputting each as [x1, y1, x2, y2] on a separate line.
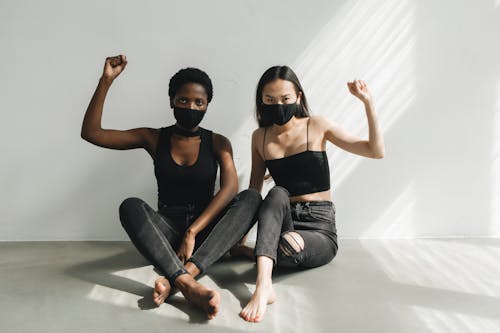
[372, 149, 385, 159]
[80, 130, 94, 143]
[80, 127, 101, 144]
[366, 141, 385, 159]
[80, 129, 89, 141]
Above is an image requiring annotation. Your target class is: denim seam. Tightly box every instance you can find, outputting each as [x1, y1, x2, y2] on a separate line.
[140, 203, 184, 273]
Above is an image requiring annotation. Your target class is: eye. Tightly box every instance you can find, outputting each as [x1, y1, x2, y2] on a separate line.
[178, 97, 187, 104]
[196, 99, 205, 106]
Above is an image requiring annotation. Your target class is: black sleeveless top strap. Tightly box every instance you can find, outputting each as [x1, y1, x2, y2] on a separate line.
[154, 125, 218, 208]
[264, 118, 331, 196]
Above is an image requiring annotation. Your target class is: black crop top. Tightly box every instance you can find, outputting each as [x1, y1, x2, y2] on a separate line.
[264, 118, 330, 196]
[154, 125, 218, 207]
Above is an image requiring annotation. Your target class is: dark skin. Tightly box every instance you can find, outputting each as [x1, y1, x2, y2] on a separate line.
[81, 54, 237, 318]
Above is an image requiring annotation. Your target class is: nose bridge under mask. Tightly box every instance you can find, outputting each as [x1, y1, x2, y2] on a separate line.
[173, 106, 206, 129]
[262, 103, 298, 126]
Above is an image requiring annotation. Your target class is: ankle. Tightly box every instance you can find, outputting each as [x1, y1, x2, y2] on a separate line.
[256, 278, 272, 289]
[185, 261, 201, 277]
[174, 273, 195, 290]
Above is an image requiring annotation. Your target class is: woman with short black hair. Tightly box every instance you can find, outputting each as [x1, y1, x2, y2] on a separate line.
[81, 55, 262, 319]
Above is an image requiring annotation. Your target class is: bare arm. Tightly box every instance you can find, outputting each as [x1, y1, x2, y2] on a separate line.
[81, 55, 157, 157]
[176, 133, 239, 262]
[248, 128, 267, 192]
[323, 80, 385, 159]
[229, 128, 266, 251]
[187, 134, 238, 236]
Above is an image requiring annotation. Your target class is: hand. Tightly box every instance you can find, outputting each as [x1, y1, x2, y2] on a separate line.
[347, 79, 372, 104]
[102, 54, 127, 82]
[177, 232, 195, 263]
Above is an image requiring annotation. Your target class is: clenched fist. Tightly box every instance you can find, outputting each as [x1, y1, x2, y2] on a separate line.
[102, 54, 128, 82]
[347, 79, 372, 104]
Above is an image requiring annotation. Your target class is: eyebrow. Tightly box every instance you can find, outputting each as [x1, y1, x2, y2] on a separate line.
[264, 94, 291, 97]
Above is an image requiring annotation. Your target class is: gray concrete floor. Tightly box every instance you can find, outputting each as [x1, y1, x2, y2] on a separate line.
[1, 239, 499, 332]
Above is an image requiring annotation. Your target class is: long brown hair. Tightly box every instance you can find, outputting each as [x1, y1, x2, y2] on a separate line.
[255, 65, 310, 127]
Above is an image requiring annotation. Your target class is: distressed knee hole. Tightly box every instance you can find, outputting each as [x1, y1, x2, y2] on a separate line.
[279, 232, 305, 257]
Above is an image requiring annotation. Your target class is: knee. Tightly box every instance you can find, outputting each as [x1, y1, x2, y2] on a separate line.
[279, 232, 304, 254]
[265, 186, 289, 204]
[277, 232, 305, 267]
[237, 188, 262, 206]
[119, 197, 144, 226]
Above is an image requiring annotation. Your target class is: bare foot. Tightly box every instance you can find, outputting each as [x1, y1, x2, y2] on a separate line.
[177, 276, 220, 320]
[239, 281, 276, 322]
[153, 277, 171, 306]
[230, 244, 255, 260]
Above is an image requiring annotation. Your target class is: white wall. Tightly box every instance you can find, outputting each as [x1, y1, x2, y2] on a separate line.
[1, 0, 499, 240]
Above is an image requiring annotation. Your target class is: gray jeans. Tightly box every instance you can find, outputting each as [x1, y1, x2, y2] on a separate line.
[254, 186, 338, 268]
[119, 188, 262, 285]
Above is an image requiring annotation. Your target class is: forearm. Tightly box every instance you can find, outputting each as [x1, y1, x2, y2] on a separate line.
[186, 184, 238, 236]
[81, 76, 113, 139]
[364, 100, 385, 158]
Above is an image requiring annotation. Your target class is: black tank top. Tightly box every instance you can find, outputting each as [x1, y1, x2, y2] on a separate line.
[154, 125, 218, 208]
[264, 118, 330, 196]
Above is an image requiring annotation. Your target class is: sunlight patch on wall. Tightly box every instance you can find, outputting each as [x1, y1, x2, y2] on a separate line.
[293, 0, 416, 187]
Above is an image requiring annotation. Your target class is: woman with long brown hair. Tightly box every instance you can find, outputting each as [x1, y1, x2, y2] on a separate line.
[240, 65, 385, 322]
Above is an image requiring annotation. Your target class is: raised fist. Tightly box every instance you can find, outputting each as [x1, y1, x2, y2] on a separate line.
[102, 54, 127, 82]
[347, 79, 372, 104]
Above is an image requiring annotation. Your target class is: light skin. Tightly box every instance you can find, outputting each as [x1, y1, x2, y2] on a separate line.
[81, 54, 239, 319]
[239, 78, 385, 322]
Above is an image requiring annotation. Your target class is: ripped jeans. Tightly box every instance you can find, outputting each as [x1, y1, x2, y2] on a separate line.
[254, 186, 338, 268]
[119, 189, 262, 286]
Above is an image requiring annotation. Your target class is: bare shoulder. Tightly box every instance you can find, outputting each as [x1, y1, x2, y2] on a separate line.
[142, 127, 160, 146]
[212, 132, 232, 152]
[308, 115, 335, 129]
[251, 127, 265, 142]
[144, 127, 160, 138]
[141, 127, 161, 157]
[310, 115, 341, 134]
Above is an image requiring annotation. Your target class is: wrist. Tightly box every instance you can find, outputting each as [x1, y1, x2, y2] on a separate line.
[363, 99, 374, 109]
[99, 76, 114, 86]
[185, 228, 197, 238]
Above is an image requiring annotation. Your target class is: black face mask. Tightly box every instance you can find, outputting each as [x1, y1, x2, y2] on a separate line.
[261, 103, 299, 126]
[173, 107, 206, 129]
